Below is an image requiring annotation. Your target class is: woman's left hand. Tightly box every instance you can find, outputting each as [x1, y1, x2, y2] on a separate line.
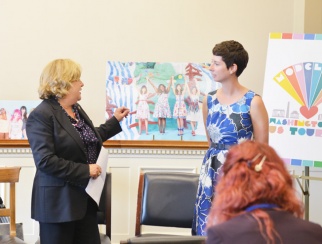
[89, 164, 102, 179]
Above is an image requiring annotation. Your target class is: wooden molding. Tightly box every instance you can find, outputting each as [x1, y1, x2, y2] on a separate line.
[0, 139, 208, 150]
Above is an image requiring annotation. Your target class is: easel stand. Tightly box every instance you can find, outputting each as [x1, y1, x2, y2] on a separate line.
[292, 166, 322, 220]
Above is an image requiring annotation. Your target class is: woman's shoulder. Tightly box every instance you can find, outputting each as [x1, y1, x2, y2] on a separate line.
[207, 211, 322, 244]
[207, 213, 259, 243]
[243, 90, 259, 106]
[270, 210, 322, 229]
[29, 99, 57, 117]
[244, 89, 256, 97]
[269, 210, 322, 242]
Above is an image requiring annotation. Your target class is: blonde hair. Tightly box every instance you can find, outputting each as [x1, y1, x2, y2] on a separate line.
[38, 59, 82, 99]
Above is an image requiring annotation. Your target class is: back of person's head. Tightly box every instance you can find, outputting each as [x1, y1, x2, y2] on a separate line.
[212, 40, 248, 77]
[38, 59, 82, 99]
[207, 140, 303, 242]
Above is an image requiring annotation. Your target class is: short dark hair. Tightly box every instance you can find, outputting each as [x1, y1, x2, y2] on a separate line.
[212, 40, 248, 77]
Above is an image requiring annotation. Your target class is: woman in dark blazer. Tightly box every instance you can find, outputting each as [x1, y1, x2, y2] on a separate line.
[26, 59, 129, 244]
[206, 141, 322, 244]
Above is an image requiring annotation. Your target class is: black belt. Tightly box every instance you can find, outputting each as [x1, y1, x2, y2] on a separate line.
[211, 142, 235, 150]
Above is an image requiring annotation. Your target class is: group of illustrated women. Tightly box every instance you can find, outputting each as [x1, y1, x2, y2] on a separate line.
[133, 74, 201, 137]
[0, 106, 29, 139]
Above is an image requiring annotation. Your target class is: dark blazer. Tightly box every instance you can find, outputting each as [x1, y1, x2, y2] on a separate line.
[26, 98, 122, 223]
[207, 209, 322, 244]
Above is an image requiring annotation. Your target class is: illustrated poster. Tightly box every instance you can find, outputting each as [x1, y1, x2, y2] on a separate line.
[263, 33, 322, 167]
[105, 62, 220, 141]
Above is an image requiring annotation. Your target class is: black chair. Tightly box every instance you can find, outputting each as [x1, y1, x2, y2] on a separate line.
[97, 172, 112, 244]
[35, 172, 112, 244]
[120, 172, 206, 244]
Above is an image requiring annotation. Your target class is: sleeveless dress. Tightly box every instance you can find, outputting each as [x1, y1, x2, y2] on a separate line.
[136, 94, 150, 119]
[153, 93, 171, 118]
[0, 119, 10, 133]
[187, 94, 200, 122]
[10, 119, 23, 139]
[173, 94, 187, 118]
[192, 90, 256, 236]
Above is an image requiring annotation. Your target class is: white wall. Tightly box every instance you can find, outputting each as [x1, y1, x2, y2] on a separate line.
[304, 0, 322, 33]
[0, 0, 297, 125]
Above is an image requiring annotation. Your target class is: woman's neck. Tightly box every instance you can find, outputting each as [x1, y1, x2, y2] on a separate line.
[216, 82, 248, 106]
[57, 98, 73, 111]
[57, 98, 76, 119]
[220, 77, 244, 94]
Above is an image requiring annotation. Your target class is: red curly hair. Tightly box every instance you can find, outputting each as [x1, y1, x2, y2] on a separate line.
[207, 141, 303, 243]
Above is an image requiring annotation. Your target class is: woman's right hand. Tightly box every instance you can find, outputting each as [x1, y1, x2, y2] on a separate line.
[113, 106, 130, 121]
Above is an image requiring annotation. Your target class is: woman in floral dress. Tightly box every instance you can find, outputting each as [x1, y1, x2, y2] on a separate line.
[186, 79, 201, 136]
[134, 81, 154, 135]
[147, 77, 172, 134]
[0, 108, 10, 139]
[192, 40, 269, 236]
[172, 77, 187, 136]
[9, 109, 23, 139]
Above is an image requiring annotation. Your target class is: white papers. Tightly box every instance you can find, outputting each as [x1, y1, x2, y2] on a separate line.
[85, 147, 109, 206]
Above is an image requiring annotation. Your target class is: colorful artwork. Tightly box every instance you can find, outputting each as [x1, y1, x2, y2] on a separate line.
[105, 61, 220, 141]
[273, 62, 322, 119]
[263, 33, 322, 167]
[0, 100, 40, 140]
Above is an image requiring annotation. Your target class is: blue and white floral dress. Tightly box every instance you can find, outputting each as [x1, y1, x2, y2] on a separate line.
[192, 90, 256, 236]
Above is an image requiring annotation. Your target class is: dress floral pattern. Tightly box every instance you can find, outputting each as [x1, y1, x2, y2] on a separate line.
[173, 94, 187, 118]
[153, 93, 171, 118]
[192, 90, 256, 236]
[136, 94, 150, 119]
[10, 120, 23, 139]
[187, 94, 200, 122]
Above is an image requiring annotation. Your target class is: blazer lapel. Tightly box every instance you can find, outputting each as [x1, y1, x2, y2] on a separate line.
[75, 103, 103, 146]
[48, 99, 87, 154]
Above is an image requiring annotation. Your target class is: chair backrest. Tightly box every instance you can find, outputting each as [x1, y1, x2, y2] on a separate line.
[135, 172, 199, 236]
[97, 172, 111, 239]
[0, 167, 21, 237]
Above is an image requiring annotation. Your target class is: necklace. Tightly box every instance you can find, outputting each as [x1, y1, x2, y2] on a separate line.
[69, 107, 79, 125]
[55, 98, 79, 125]
[60, 104, 78, 125]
